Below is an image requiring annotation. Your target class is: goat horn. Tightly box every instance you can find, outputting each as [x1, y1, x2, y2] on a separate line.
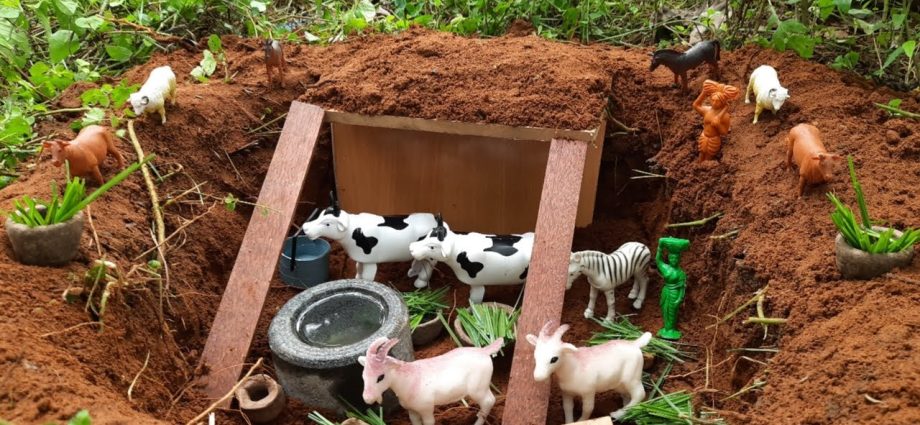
[552, 324, 570, 339]
[538, 320, 555, 338]
[366, 337, 388, 357]
[380, 338, 400, 358]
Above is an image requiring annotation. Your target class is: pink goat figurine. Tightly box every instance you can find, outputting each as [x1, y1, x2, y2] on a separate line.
[785, 123, 843, 196]
[263, 39, 286, 88]
[526, 321, 650, 423]
[358, 337, 501, 425]
[42, 125, 125, 184]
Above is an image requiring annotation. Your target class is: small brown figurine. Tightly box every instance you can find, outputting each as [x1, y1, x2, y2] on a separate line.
[43, 125, 125, 184]
[786, 123, 843, 196]
[650, 40, 720, 92]
[263, 39, 285, 88]
[693, 80, 739, 162]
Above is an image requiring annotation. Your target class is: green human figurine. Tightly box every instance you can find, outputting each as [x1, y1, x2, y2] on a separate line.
[656, 236, 691, 340]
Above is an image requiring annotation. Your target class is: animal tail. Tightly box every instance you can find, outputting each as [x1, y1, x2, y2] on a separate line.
[633, 332, 652, 348]
[712, 39, 720, 61]
[482, 338, 504, 356]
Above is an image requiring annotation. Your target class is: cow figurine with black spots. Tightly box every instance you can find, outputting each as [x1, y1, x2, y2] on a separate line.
[409, 215, 533, 304]
[302, 192, 439, 288]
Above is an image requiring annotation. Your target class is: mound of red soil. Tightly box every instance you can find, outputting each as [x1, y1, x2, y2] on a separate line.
[1, 28, 919, 425]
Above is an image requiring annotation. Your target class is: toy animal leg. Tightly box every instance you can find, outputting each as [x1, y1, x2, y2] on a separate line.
[407, 411, 422, 425]
[744, 79, 753, 104]
[785, 136, 794, 168]
[158, 105, 167, 125]
[753, 104, 763, 124]
[472, 390, 496, 425]
[355, 262, 364, 279]
[469, 285, 486, 304]
[91, 166, 105, 185]
[578, 393, 596, 422]
[680, 74, 689, 92]
[420, 409, 436, 425]
[562, 393, 575, 424]
[603, 289, 616, 322]
[169, 84, 177, 105]
[631, 272, 648, 310]
[106, 138, 126, 168]
[266, 63, 273, 87]
[359, 263, 378, 281]
[709, 61, 720, 79]
[279, 61, 285, 88]
[798, 176, 806, 197]
[584, 286, 598, 319]
[672, 73, 679, 87]
[408, 259, 434, 288]
[611, 384, 646, 420]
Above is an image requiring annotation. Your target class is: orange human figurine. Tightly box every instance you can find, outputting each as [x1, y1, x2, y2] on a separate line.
[693, 80, 740, 162]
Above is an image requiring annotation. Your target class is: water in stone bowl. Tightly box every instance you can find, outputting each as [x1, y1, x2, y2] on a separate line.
[296, 292, 386, 348]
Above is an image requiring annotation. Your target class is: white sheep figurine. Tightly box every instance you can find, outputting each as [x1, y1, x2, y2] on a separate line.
[302, 192, 437, 288]
[358, 337, 501, 425]
[744, 65, 789, 124]
[527, 321, 649, 423]
[129, 65, 177, 125]
[567, 242, 651, 321]
[409, 215, 532, 304]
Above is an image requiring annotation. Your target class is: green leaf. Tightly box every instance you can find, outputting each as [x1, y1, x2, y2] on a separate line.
[847, 8, 872, 18]
[787, 34, 816, 58]
[249, 0, 266, 12]
[888, 98, 903, 109]
[207, 34, 222, 53]
[892, 13, 907, 30]
[105, 44, 133, 62]
[49, 30, 81, 63]
[67, 409, 92, 425]
[54, 0, 78, 16]
[0, 5, 20, 19]
[356, 0, 376, 22]
[882, 46, 905, 71]
[201, 50, 216, 75]
[834, 0, 851, 14]
[75, 15, 104, 30]
[80, 108, 106, 127]
[902, 40, 916, 60]
[80, 88, 109, 107]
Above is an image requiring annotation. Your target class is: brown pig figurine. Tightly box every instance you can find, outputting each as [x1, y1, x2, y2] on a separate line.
[263, 39, 285, 88]
[786, 123, 843, 196]
[43, 125, 125, 185]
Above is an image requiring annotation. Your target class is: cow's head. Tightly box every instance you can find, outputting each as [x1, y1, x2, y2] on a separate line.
[41, 140, 70, 167]
[768, 87, 789, 111]
[526, 321, 577, 381]
[302, 191, 349, 240]
[566, 252, 586, 290]
[357, 337, 399, 405]
[811, 152, 844, 182]
[409, 214, 453, 262]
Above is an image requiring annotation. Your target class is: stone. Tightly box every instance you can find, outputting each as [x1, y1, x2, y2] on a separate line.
[835, 228, 915, 280]
[6, 211, 84, 266]
[268, 279, 413, 412]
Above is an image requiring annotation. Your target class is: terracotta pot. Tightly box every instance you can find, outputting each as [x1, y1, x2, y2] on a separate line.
[411, 314, 444, 347]
[835, 227, 915, 280]
[6, 211, 84, 266]
[235, 374, 286, 424]
[453, 302, 517, 348]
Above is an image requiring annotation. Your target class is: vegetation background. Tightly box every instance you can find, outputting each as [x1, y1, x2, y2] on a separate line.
[0, 0, 917, 185]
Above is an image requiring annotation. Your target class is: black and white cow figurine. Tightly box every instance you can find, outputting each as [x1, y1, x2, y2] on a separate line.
[302, 194, 439, 288]
[409, 217, 532, 304]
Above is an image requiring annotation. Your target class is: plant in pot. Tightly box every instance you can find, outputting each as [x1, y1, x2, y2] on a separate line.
[453, 302, 519, 355]
[4, 156, 151, 266]
[828, 156, 918, 279]
[402, 286, 449, 347]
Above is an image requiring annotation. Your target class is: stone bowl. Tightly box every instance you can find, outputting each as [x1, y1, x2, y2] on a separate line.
[835, 227, 915, 280]
[411, 314, 444, 347]
[6, 210, 83, 266]
[268, 279, 413, 412]
[453, 302, 516, 348]
[234, 374, 285, 424]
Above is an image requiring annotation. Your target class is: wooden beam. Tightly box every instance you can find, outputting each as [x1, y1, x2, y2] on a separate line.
[503, 138, 588, 425]
[198, 101, 325, 402]
[324, 109, 599, 142]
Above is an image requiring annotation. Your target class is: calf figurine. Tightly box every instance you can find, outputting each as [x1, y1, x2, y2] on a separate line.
[128, 65, 177, 125]
[786, 123, 843, 196]
[527, 321, 649, 423]
[42, 125, 125, 185]
[745, 65, 789, 124]
[650, 40, 720, 92]
[409, 215, 532, 304]
[359, 337, 501, 425]
[302, 192, 437, 288]
[567, 242, 651, 322]
[263, 39, 286, 88]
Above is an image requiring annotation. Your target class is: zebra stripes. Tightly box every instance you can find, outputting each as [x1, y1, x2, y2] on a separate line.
[567, 242, 651, 321]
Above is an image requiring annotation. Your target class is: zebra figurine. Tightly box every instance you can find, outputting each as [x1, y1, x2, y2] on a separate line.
[566, 242, 652, 321]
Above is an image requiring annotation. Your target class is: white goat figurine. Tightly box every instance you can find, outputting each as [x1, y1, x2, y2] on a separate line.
[128, 65, 177, 125]
[359, 337, 501, 425]
[567, 242, 651, 321]
[527, 321, 650, 423]
[744, 65, 789, 124]
[302, 192, 436, 288]
[409, 215, 532, 304]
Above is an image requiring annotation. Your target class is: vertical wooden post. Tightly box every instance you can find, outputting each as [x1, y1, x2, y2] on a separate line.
[503, 138, 588, 425]
[198, 102, 325, 402]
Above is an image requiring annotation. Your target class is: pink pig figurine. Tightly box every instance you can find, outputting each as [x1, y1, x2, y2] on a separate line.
[526, 321, 650, 423]
[358, 337, 501, 425]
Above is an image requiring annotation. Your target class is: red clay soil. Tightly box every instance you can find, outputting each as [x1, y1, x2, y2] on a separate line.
[1, 28, 919, 425]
